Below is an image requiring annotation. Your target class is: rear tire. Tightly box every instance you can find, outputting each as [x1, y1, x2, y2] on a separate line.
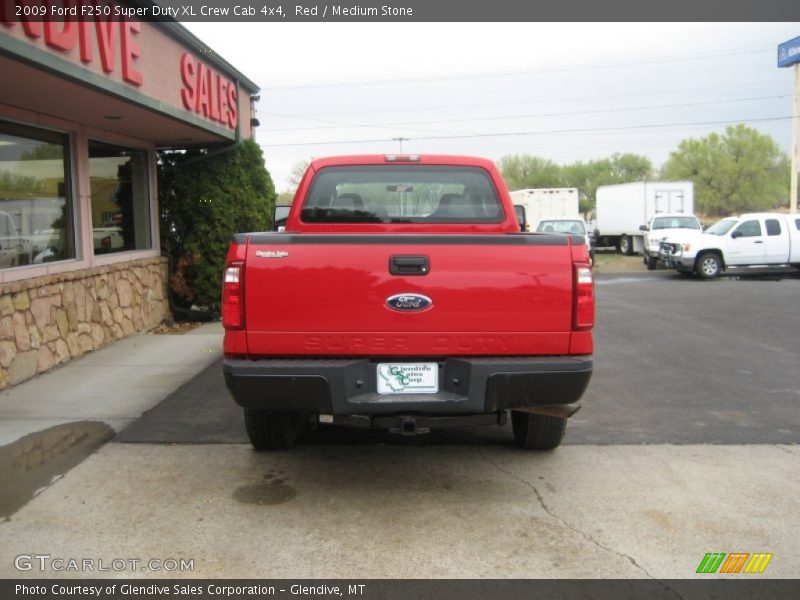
[511, 411, 566, 450]
[244, 410, 300, 450]
[619, 235, 633, 256]
[696, 252, 722, 280]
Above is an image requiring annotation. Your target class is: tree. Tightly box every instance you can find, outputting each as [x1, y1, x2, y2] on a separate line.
[562, 160, 612, 210]
[289, 159, 312, 187]
[276, 190, 295, 206]
[498, 155, 563, 190]
[158, 139, 275, 317]
[500, 153, 653, 215]
[274, 159, 314, 206]
[607, 153, 654, 182]
[662, 125, 789, 216]
[563, 153, 654, 206]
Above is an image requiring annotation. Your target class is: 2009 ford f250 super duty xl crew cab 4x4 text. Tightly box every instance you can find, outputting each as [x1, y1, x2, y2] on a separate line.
[222, 155, 594, 450]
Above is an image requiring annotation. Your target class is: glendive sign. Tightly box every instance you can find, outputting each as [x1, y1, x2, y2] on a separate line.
[777, 35, 800, 68]
[1, 0, 238, 130]
[180, 52, 238, 130]
[1, 11, 144, 86]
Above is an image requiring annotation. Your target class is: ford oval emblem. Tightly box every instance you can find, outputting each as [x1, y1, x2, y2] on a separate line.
[386, 293, 433, 312]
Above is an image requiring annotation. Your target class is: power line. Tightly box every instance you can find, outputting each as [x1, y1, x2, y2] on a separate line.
[264, 44, 773, 92]
[262, 78, 788, 119]
[257, 110, 467, 137]
[260, 94, 789, 133]
[260, 116, 793, 148]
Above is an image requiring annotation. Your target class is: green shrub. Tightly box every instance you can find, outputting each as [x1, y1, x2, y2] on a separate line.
[158, 139, 275, 317]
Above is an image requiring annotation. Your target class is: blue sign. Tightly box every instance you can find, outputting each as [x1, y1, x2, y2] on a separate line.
[778, 36, 800, 68]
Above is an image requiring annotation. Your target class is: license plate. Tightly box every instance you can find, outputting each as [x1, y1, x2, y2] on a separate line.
[377, 363, 438, 394]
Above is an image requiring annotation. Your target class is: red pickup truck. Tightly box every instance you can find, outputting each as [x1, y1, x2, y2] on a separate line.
[223, 155, 594, 450]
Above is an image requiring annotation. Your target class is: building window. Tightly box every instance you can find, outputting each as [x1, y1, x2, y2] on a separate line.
[88, 141, 151, 254]
[0, 120, 74, 268]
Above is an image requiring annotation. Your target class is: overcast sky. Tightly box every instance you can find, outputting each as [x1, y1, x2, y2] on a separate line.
[183, 22, 800, 191]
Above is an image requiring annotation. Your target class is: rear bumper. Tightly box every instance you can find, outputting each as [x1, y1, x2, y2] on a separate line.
[223, 356, 592, 417]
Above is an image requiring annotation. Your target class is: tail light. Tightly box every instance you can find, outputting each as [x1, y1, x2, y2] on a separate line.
[573, 263, 594, 330]
[222, 262, 244, 329]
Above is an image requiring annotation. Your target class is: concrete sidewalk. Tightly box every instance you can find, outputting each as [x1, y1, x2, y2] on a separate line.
[0, 322, 223, 447]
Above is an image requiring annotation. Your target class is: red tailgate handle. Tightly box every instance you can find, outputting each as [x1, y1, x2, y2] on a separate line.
[389, 255, 430, 276]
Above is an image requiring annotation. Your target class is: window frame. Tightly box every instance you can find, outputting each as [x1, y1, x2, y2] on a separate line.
[0, 118, 78, 270]
[87, 138, 154, 256]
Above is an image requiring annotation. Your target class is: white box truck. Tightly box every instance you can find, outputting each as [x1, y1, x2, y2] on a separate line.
[509, 188, 580, 230]
[595, 181, 694, 255]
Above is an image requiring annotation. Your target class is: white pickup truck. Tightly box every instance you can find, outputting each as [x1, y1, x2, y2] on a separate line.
[639, 213, 702, 270]
[659, 212, 800, 279]
[534, 218, 594, 262]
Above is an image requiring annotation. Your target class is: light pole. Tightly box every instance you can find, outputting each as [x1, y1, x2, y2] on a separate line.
[792, 62, 799, 214]
[778, 36, 800, 214]
[392, 137, 409, 153]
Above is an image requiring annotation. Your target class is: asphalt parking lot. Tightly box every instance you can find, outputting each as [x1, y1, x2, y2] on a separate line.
[117, 270, 800, 447]
[1, 271, 798, 579]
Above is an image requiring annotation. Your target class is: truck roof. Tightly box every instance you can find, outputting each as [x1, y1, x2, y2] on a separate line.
[308, 154, 498, 170]
[510, 188, 578, 194]
[651, 213, 700, 219]
[597, 181, 693, 190]
[721, 213, 798, 220]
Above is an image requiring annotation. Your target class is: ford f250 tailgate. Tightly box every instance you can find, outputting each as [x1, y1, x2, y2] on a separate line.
[238, 233, 577, 357]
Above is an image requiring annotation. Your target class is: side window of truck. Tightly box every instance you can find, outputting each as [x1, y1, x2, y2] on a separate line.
[733, 220, 761, 238]
[765, 219, 781, 236]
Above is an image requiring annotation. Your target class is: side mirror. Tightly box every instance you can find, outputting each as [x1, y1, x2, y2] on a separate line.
[639, 224, 649, 232]
[273, 205, 291, 232]
[514, 204, 527, 232]
[731, 230, 741, 239]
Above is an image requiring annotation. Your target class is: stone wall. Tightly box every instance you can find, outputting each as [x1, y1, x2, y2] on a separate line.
[0, 257, 170, 390]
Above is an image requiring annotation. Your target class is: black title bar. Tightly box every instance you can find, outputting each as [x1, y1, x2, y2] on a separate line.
[2, 579, 799, 600]
[2, 0, 800, 22]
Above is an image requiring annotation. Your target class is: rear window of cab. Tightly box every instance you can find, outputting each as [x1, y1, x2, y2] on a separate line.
[300, 165, 504, 224]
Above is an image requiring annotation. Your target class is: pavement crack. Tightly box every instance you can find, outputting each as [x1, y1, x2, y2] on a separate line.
[478, 450, 685, 600]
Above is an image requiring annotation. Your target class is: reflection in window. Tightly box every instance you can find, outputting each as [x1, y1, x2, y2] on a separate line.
[89, 141, 151, 254]
[0, 121, 74, 268]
